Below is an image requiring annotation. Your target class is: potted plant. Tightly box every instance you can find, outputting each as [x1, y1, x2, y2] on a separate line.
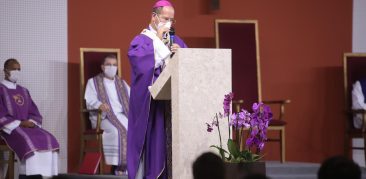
[206, 92, 273, 179]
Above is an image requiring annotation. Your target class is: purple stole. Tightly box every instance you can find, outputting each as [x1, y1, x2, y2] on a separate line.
[92, 73, 129, 166]
[0, 84, 59, 160]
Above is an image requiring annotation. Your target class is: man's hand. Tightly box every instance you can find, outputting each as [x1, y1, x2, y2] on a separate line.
[99, 103, 110, 112]
[20, 120, 36, 128]
[157, 26, 170, 40]
[171, 43, 181, 53]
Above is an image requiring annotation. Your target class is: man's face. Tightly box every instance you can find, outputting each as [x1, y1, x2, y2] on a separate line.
[4, 62, 20, 79]
[152, 6, 175, 29]
[101, 58, 117, 72]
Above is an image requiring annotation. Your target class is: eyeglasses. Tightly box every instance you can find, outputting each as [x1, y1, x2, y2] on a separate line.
[157, 15, 176, 24]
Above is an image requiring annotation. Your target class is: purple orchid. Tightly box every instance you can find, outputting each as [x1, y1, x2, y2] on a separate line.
[238, 110, 251, 128]
[258, 142, 265, 151]
[229, 113, 237, 126]
[246, 102, 273, 151]
[206, 123, 213, 132]
[223, 92, 234, 117]
[206, 92, 273, 162]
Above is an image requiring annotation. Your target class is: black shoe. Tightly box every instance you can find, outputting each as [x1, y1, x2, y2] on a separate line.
[27, 175, 43, 179]
[19, 175, 43, 179]
[111, 165, 117, 175]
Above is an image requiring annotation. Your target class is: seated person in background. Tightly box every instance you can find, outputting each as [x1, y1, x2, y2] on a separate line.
[0, 58, 59, 178]
[192, 152, 225, 179]
[318, 156, 361, 179]
[84, 55, 130, 175]
[352, 79, 366, 128]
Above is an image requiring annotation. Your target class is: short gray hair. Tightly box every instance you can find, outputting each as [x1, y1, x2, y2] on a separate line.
[152, 7, 163, 15]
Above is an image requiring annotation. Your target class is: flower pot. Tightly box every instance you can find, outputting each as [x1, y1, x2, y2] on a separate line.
[225, 161, 266, 179]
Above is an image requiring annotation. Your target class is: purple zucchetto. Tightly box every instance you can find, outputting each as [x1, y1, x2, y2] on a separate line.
[153, 0, 173, 8]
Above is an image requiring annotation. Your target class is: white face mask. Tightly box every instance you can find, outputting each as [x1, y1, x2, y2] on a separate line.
[104, 66, 117, 79]
[8, 70, 20, 83]
[155, 15, 172, 30]
[158, 21, 172, 30]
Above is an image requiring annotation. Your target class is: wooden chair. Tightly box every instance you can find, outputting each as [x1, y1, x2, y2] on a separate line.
[0, 138, 15, 179]
[79, 48, 121, 174]
[343, 53, 366, 162]
[263, 99, 290, 163]
[345, 109, 366, 162]
[216, 19, 290, 163]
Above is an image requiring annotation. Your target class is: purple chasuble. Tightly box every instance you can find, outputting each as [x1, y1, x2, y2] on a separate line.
[93, 73, 129, 167]
[0, 83, 59, 160]
[127, 32, 187, 179]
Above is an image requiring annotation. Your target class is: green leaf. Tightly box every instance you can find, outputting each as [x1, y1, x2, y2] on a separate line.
[237, 150, 265, 162]
[240, 150, 252, 161]
[210, 145, 229, 154]
[253, 153, 265, 162]
[227, 139, 240, 159]
[227, 154, 232, 161]
[210, 145, 229, 160]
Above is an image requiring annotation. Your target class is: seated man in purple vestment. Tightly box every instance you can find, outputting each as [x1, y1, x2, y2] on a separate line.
[84, 54, 130, 175]
[127, 1, 187, 179]
[0, 59, 59, 178]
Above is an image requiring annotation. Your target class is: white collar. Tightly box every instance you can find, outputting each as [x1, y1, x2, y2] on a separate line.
[103, 77, 115, 83]
[1, 80, 17, 89]
[141, 28, 160, 42]
[149, 24, 157, 35]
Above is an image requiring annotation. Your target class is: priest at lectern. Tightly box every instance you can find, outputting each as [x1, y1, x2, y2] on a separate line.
[127, 0, 187, 179]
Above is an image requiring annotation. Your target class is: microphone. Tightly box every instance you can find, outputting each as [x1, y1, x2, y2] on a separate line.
[169, 27, 175, 58]
[169, 27, 175, 46]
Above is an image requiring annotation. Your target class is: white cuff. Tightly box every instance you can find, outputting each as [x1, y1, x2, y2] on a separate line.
[29, 119, 41, 128]
[86, 101, 103, 111]
[95, 101, 103, 110]
[2, 120, 21, 134]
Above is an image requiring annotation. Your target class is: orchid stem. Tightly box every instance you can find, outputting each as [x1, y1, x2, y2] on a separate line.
[236, 114, 239, 148]
[227, 115, 231, 139]
[216, 114, 224, 159]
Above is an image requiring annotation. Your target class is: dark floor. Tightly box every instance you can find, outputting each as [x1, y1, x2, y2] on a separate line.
[266, 161, 366, 179]
[57, 161, 366, 179]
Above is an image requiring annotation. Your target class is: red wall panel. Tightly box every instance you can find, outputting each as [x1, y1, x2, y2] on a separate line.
[68, 0, 352, 172]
